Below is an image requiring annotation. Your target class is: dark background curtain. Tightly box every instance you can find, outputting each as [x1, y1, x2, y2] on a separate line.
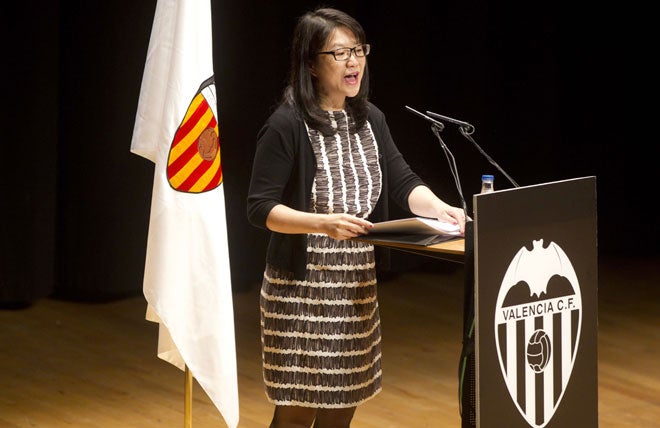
[2, 0, 653, 303]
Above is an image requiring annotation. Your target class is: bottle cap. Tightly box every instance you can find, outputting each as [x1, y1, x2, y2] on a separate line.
[481, 174, 494, 181]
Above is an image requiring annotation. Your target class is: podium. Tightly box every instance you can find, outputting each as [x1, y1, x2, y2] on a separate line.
[361, 176, 598, 428]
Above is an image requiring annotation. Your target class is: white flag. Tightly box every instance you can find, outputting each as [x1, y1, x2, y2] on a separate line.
[130, 1, 238, 427]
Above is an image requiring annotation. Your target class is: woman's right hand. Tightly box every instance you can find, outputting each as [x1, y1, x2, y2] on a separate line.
[266, 205, 373, 240]
[319, 213, 374, 240]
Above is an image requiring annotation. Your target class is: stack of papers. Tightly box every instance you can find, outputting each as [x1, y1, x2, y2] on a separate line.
[370, 217, 462, 235]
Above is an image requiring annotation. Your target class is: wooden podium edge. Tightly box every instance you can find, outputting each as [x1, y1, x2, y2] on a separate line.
[353, 236, 466, 263]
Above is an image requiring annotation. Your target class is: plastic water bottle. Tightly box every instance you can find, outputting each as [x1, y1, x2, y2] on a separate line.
[481, 174, 494, 193]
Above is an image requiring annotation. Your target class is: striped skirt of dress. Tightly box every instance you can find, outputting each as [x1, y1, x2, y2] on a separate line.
[260, 234, 382, 408]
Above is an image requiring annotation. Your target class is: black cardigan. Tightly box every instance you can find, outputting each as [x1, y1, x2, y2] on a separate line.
[247, 102, 425, 279]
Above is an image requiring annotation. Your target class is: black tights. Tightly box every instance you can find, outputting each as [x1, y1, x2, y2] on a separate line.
[269, 405, 357, 428]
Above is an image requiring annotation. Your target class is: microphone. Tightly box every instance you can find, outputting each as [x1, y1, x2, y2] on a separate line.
[404, 106, 444, 131]
[426, 111, 475, 135]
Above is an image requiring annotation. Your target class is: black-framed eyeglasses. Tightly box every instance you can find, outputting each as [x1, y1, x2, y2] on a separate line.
[317, 44, 371, 61]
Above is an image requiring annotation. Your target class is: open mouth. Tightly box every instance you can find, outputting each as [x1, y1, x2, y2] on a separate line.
[344, 72, 360, 85]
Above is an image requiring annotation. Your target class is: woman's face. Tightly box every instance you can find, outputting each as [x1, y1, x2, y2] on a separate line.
[312, 26, 366, 111]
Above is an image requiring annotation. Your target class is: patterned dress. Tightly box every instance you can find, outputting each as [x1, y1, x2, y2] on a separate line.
[260, 110, 384, 408]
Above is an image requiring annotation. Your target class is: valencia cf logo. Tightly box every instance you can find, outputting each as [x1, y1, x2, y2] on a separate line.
[167, 76, 223, 193]
[494, 239, 582, 427]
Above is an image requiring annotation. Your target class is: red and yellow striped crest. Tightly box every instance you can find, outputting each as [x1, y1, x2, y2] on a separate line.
[167, 79, 222, 193]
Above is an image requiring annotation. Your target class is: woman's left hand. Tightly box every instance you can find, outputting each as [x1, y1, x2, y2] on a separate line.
[408, 185, 467, 234]
[436, 205, 467, 234]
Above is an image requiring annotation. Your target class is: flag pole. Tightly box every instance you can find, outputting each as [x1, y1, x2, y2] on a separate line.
[184, 365, 193, 428]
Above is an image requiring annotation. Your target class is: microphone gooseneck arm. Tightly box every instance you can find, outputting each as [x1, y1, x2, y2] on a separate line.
[405, 106, 468, 217]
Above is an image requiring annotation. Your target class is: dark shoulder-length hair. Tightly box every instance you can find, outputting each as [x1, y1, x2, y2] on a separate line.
[283, 7, 370, 135]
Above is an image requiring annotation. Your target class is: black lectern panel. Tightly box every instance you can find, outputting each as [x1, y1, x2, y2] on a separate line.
[473, 177, 598, 428]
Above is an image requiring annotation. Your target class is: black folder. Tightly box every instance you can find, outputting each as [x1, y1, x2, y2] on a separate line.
[360, 217, 463, 246]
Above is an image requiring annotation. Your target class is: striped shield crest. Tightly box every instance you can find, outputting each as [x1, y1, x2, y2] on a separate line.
[494, 239, 582, 427]
[167, 76, 222, 193]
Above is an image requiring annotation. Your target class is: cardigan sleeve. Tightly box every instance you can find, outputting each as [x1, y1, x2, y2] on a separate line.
[246, 106, 299, 229]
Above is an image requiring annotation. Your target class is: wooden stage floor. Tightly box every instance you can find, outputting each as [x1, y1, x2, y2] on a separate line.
[1, 254, 658, 427]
